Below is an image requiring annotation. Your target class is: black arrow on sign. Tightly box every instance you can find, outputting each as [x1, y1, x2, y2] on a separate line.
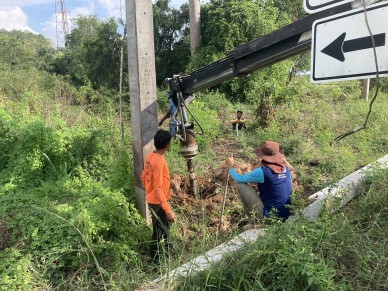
[321, 32, 386, 62]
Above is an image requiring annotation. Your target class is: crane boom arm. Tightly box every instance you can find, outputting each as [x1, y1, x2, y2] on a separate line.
[173, 1, 379, 97]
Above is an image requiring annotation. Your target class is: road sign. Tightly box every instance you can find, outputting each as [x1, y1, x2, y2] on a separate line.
[311, 1, 388, 83]
[304, 0, 355, 14]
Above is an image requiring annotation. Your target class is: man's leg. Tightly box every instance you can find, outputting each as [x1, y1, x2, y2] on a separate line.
[149, 204, 160, 261]
[158, 208, 173, 254]
[170, 117, 178, 138]
[236, 184, 264, 221]
[148, 204, 171, 261]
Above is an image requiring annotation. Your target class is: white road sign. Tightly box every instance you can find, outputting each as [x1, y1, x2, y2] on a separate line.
[311, 1, 388, 83]
[304, 0, 354, 13]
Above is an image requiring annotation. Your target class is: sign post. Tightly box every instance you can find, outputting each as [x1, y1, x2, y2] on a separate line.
[311, 1, 388, 83]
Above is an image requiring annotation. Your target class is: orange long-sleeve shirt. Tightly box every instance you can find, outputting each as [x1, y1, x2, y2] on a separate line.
[141, 152, 172, 214]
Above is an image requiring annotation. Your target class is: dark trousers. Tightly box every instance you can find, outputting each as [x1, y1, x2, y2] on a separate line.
[148, 204, 171, 261]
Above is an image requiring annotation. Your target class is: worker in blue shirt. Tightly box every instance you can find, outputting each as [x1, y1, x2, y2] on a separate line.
[159, 94, 179, 138]
[159, 87, 194, 139]
[225, 141, 292, 222]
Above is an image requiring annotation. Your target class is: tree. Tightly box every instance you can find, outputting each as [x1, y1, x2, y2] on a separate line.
[187, 0, 293, 103]
[153, 0, 191, 86]
[271, 0, 306, 23]
[53, 17, 124, 92]
[0, 30, 55, 71]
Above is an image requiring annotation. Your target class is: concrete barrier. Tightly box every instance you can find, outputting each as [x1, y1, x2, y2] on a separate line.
[301, 154, 388, 221]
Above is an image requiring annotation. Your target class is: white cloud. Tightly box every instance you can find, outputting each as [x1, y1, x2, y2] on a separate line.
[0, 0, 52, 8]
[69, 1, 96, 19]
[67, 2, 96, 32]
[41, 13, 57, 47]
[98, 0, 123, 19]
[0, 6, 37, 33]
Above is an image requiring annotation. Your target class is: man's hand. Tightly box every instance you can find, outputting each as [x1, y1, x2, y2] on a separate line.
[225, 156, 234, 169]
[158, 109, 172, 127]
[167, 211, 176, 222]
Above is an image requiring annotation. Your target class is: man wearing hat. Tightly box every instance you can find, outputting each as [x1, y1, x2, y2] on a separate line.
[225, 141, 292, 222]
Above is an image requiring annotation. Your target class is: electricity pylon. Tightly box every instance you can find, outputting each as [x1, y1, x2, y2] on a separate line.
[55, 0, 69, 49]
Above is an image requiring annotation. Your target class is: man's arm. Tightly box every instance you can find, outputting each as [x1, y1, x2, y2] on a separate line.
[228, 167, 264, 183]
[225, 156, 264, 183]
[158, 108, 172, 126]
[153, 164, 175, 221]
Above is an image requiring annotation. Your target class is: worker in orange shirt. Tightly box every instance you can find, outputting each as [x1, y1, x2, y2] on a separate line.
[142, 129, 176, 261]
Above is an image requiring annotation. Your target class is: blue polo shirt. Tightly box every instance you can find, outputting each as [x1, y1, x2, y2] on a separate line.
[228, 166, 292, 221]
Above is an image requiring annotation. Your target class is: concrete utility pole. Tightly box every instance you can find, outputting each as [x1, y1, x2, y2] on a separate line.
[126, 0, 158, 219]
[189, 0, 201, 56]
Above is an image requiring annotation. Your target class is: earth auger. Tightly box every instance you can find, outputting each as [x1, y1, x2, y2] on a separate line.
[167, 76, 204, 198]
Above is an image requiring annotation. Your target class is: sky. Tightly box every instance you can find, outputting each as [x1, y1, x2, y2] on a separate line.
[0, 0, 201, 47]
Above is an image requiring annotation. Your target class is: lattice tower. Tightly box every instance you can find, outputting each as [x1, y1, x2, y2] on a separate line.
[55, 0, 69, 48]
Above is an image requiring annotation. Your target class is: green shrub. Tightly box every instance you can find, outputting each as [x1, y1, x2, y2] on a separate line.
[0, 95, 146, 288]
[0, 248, 49, 290]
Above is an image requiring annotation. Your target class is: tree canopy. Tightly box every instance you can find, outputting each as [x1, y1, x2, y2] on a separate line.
[53, 16, 124, 92]
[153, 0, 191, 86]
[0, 30, 55, 71]
[187, 0, 294, 103]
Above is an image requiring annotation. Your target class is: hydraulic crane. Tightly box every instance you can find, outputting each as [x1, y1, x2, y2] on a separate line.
[166, 0, 381, 196]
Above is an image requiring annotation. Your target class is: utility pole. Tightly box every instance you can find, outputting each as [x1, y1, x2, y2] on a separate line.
[126, 0, 158, 220]
[189, 0, 201, 56]
[55, 0, 70, 49]
[119, 27, 126, 144]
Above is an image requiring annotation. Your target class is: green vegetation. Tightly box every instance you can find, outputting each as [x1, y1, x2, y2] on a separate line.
[0, 84, 146, 289]
[174, 169, 388, 290]
[153, 0, 191, 85]
[1, 0, 388, 289]
[54, 16, 124, 91]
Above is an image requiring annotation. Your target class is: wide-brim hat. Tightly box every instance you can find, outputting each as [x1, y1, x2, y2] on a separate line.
[255, 141, 284, 164]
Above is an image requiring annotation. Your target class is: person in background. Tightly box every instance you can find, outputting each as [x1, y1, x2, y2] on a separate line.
[159, 93, 179, 138]
[159, 78, 195, 139]
[142, 129, 176, 261]
[230, 110, 247, 131]
[225, 141, 292, 222]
